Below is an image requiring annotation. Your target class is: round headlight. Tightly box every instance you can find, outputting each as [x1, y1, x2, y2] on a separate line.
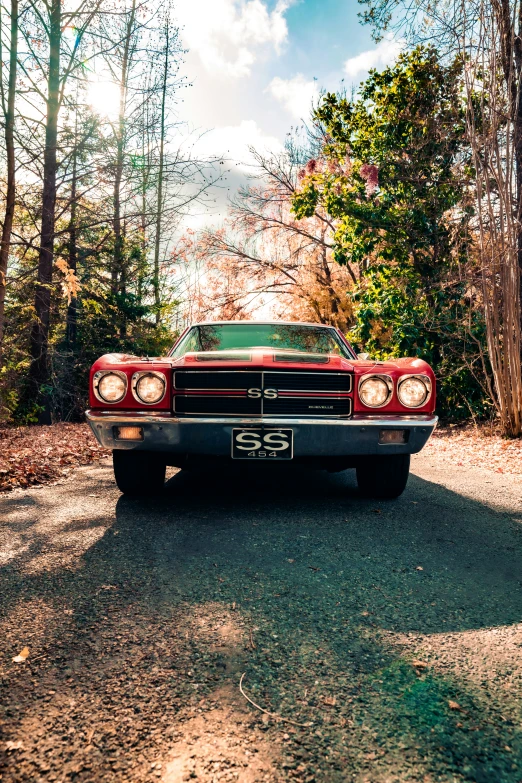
[398, 376, 429, 407]
[134, 372, 166, 404]
[97, 372, 127, 403]
[359, 376, 391, 407]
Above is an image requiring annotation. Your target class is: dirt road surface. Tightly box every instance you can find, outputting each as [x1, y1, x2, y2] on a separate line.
[1, 453, 522, 782]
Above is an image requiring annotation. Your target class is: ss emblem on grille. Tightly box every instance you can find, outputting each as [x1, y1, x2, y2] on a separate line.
[247, 387, 278, 399]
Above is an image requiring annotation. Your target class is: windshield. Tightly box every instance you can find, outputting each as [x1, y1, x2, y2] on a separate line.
[171, 323, 353, 358]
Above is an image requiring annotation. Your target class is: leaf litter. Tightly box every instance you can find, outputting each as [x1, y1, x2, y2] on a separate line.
[424, 423, 522, 474]
[0, 423, 109, 492]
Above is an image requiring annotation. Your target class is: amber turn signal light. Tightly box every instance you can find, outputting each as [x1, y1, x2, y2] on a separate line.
[379, 429, 408, 444]
[114, 426, 143, 441]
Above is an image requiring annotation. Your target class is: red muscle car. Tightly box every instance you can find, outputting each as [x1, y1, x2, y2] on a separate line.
[86, 321, 437, 498]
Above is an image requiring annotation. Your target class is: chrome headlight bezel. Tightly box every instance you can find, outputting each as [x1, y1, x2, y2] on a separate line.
[358, 374, 393, 408]
[131, 371, 167, 405]
[93, 370, 128, 404]
[397, 374, 432, 408]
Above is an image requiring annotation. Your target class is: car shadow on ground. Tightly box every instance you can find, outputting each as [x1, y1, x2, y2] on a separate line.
[142, 464, 522, 635]
[1, 465, 522, 782]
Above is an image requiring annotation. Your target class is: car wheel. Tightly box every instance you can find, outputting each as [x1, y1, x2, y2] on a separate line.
[356, 454, 410, 499]
[112, 450, 166, 495]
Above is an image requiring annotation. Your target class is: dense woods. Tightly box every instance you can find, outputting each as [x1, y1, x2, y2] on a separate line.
[0, 0, 217, 424]
[0, 0, 521, 434]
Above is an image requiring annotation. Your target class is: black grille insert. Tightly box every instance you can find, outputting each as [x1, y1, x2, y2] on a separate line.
[174, 396, 260, 416]
[173, 369, 352, 418]
[264, 371, 352, 392]
[174, 371, 262, 390]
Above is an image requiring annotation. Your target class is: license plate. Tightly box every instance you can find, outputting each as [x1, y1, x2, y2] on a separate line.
[231, 428, 293, 460]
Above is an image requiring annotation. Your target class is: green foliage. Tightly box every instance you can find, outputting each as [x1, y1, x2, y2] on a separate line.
[1, 205, 176, 424]
[349, 267, 492, 419]
[293, 46, 468, 272]
[48, 291, 174, 422]
[292, 46, 490, 419]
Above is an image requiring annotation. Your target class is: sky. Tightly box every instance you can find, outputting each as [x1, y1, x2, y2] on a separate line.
[170, 0, 402, 223]
[86, 0, 402, 227]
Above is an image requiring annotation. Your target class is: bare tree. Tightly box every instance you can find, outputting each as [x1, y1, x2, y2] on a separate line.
[0, 0, 18, 353]
[152, 16, 169, 324]
[22, 0, 103, 422]
[463, 4, 522, 434]
[180, 148, 355, 329]
[110, 0, 137, 301]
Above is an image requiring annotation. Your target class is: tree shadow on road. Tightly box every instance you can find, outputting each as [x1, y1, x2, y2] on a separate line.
[1, 464, 522, 782]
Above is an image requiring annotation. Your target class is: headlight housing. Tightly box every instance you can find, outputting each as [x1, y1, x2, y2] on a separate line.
[94, 371, 127, 404]
[397, 375, 431, 408]
[132, 371, 166, 404]
[358, 374, 392, 408]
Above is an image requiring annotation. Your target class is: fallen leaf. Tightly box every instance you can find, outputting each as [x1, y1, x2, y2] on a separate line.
[323, 695, 337, 707]
[12, 646, 29, 663]
[287, 558, 295, 563]
[448, 700, 462, 711]
[361, 611, 370, 617]
[412, 660, 428, 669]
[5, 741, 24, 751]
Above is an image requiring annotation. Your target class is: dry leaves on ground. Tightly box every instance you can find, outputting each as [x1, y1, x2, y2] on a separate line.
[0, 423, 108, 493]
[0, 420, 521, 494]
[424, 423, 522, 475]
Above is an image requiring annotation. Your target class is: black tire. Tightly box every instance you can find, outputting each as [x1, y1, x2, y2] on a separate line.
[112, 449, 166, 495]
[356, 454, 410, 499]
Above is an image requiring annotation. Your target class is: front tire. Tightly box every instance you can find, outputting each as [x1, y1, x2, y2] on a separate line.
[113, 450, 166, 495]
[356, 454, 410, 499]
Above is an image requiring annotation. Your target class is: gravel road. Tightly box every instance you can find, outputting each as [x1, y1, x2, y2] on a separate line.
[1, 453, 522, 783]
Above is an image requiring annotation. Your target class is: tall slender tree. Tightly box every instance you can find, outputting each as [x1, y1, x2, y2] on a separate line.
[23, 0, 103, 422]
[111, 0, 137, 301]
[152, 17, 169, 325]
[0, 0, 18, 354]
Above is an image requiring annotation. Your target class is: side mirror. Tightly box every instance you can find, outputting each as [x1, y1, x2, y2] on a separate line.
[357, 352, 371, 361]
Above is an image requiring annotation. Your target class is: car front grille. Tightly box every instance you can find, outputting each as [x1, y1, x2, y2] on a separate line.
[173, 370, 352, 418]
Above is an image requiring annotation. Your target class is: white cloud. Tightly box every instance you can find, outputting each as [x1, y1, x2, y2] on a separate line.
[193, 119, 283, 169]
[177, 0, 294, 78]
[343, 37, 403, 79]
[267, 73, 319, 119]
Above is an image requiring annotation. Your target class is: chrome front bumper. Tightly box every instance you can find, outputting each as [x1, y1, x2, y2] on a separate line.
[86, 410, 438, 457]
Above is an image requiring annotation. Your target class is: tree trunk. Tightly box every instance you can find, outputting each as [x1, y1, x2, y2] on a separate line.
[112, 0, 136, 298]
[152, 21, 169, 326]
[66, 108, 78, 348]
[27, 0, 61, 424]
[138, 103, 147, 304]
[0, 0, 18, 357]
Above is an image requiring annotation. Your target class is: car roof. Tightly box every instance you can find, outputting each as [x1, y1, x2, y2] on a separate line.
[191, 320, 338, 329]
